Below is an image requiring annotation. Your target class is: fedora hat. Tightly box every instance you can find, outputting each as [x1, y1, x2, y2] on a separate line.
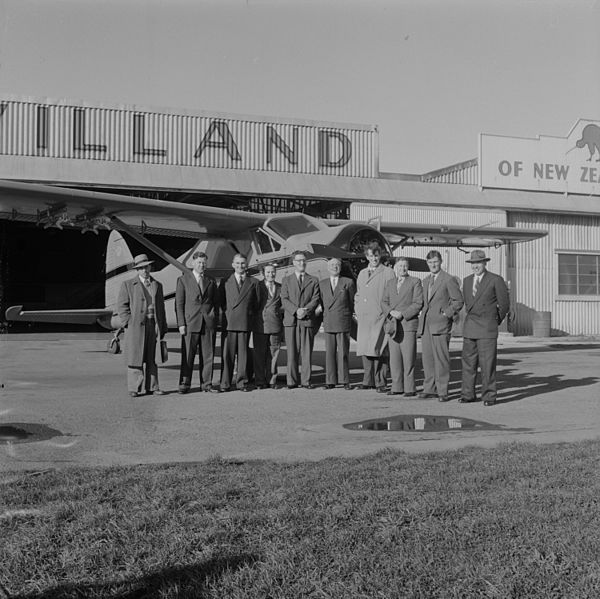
[133, 254, 154, 269]
[465, 249, 491, 263]
[383, 316, 401, 341]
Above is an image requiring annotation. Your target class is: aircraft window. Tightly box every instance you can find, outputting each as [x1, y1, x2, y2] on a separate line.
[271, 238, 281, 251]
[255, 229, 274, 253]
[267, 216, 320, 240]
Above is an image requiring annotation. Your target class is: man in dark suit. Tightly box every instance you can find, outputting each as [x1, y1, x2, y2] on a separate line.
[418, 250, 464, 402]
[318, 258, 356, 390]
[280, 250, 321, 389]
[117, 254, 167, 397]
[460, 249, 510, 406]
[253, 263, 283, 389]
[175, 250, 220, 394]
[218, 253, 259, 392]
[381, 257, 424, 397]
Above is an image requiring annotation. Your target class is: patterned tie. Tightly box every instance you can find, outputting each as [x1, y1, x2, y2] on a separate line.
[472, 276, 479, 296]
[397, 276, 405, 293]
[144, 277, 151, 288]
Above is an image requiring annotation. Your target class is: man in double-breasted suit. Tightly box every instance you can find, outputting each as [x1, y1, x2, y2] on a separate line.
[381, 257, 424, 396]
[318, 258, 356, 390]
[460, 249, 510, 406]
[218, 253, 259, 392]
[175, 250, 219, 394]
[418, 250, 464, 402]
[280, 251, 321, 389]
[354, 242, 396, 391]
[253, 263, 283, 389]
[117, 254, 168, 397]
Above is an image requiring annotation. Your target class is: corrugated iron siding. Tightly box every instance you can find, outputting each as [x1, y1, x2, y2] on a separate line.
[0, 99, 378, 177]
[350, 204, 507, 282]
[421, 158, 479, 185]
[508, 211, 600, 336]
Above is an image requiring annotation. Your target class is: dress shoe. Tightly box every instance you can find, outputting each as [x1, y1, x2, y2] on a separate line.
[257, 384, 268, 390]
[208, 386, 222, 393]
[152, 389, 165, 396]
[322, 384, 335, 390]
[286, 385, 298, 390]
[239, 386, 251, 392]
[269, 384, 280, 390]
[376, 387, 387, 394]
[301, 384, 314, 390]
[458, 397, 475, 403]
[484, 400, 496, 407]
[129, 391, 141, 398]
[404, 392, 416, 398]
[354, 384, 373, 390]
[418, 392, 438, 399]
[343, 384, 353, 390]
[387, 391, 403, 396]
[438, 395, 450, 402]
[178, 386, 190, 395]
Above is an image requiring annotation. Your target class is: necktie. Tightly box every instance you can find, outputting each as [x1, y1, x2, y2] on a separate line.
[299, 274, 304, 287]
[331, 277, 337, 291]
[144, 277, 151, 288]
[473, 276, 479, 296]
[368, 269, 374, 279]
[236, 276, 242, 290]
[198, 275, 204, 293]
[428, 274, 436, 301]
[397, 277, 405, 293]
[269, 283, 275, 296]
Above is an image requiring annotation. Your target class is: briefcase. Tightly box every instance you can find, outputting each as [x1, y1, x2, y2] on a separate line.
[160, 340, 168, 363]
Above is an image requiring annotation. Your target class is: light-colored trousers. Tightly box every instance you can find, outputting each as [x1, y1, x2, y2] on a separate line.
[127, 318, 159, 393]
[388, 331, 417, 393]
[421, 325, 452, 397]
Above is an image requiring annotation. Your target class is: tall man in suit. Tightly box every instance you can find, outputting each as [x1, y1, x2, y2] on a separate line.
[318, 257, 356, 390]
[253, 263, 283, 389]
[218, 253, 259, 392]
[281, 250, 321, 389]
[175, 250, 220, 394]
[117, 254, 167, 397]
[418, 250, 464, 402]
[460, 249, 510, 406]
[381, 257, 424, 396]
[354, 241, 396, 392]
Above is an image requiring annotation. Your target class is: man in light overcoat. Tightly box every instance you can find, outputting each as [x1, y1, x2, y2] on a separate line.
[418, 250, 464, 402]
[218, 253, 260, 392]
[354, 242, 396, 391]
[381, 257, 424, 396]
[175, 250, 219, 394]
[280, 251, 321, 389]
[318, 257, 356, 390]
[117, 254, 167, 397]
[253, 263, 283, 389]
[460, 249, 510, 406]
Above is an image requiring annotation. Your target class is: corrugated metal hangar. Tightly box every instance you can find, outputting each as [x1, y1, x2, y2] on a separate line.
[0, 95, 598, 335]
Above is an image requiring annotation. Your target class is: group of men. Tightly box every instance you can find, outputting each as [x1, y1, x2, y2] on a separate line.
[117, 241, 509, 406]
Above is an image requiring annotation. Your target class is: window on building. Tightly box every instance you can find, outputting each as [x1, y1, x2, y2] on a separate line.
[558, 253, 600, 295]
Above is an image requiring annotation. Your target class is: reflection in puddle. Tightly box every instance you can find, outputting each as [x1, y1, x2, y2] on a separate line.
[0, 423, 63, 444]
[344, 415, 504, 432]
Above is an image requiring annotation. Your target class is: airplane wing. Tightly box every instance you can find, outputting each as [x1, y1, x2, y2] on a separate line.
[0, 179, 266, 238]
[326, 219, 547, 247]
[5, 306, 113, 327]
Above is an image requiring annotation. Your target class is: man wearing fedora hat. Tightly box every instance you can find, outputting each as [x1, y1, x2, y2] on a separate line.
[460, 249, 509, 406]
[117, 253, 168, 397]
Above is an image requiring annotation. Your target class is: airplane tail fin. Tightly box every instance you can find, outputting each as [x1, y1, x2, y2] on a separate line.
[105, 230, 134, 309]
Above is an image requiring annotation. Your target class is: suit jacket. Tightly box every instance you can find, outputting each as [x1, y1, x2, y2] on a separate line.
[462, 270, 510, 339]
[354, 264, 396, 356]
[381, 275, 424, 334]
[418, 270, 464, 335]
[218, 274, 259, 332]
[319, 276, 356, 333]
[253, 280, 283, 335]
[281, 272, 321, 328]
[175, 271, 218, 333]
[117, 276, 167, 367]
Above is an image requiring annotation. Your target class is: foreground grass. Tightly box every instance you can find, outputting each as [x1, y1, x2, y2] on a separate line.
[2, 442, 600, 598]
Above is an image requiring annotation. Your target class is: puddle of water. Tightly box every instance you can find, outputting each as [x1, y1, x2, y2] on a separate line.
[343, 415, 503, 432]
[0, 423, 63, 444]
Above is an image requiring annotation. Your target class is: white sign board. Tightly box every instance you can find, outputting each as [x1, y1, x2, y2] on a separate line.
[480, 120, 600, 196]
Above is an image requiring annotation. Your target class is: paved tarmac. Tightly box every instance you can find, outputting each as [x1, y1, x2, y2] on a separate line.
[1, 332, 599, 471]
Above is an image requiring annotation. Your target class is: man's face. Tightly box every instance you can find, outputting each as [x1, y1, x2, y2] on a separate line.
[192, 256, 207, 275]
[232, 255, 247, 275]
[427, 256, 442, 275]
[471, 261, 487, 276]
[328, 260, 341, 277]
[293, 254, 307, 274]
[264, 265, 276, 282]
[366, 250, 380, 268]
[395, 260, 409, 278]
[137, 265, 151, 278]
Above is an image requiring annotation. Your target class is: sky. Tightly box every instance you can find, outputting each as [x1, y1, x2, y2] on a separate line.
[0, 0, 599, 174]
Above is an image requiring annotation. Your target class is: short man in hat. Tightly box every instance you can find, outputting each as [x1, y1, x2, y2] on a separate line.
[175, 250, 220, 394]
[117, 254, 168, 397]
[460, 249, 510, 406]
[418, 250, 464, 402]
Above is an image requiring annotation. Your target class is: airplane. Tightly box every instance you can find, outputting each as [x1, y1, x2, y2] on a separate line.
[1, 178, 547, 346]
